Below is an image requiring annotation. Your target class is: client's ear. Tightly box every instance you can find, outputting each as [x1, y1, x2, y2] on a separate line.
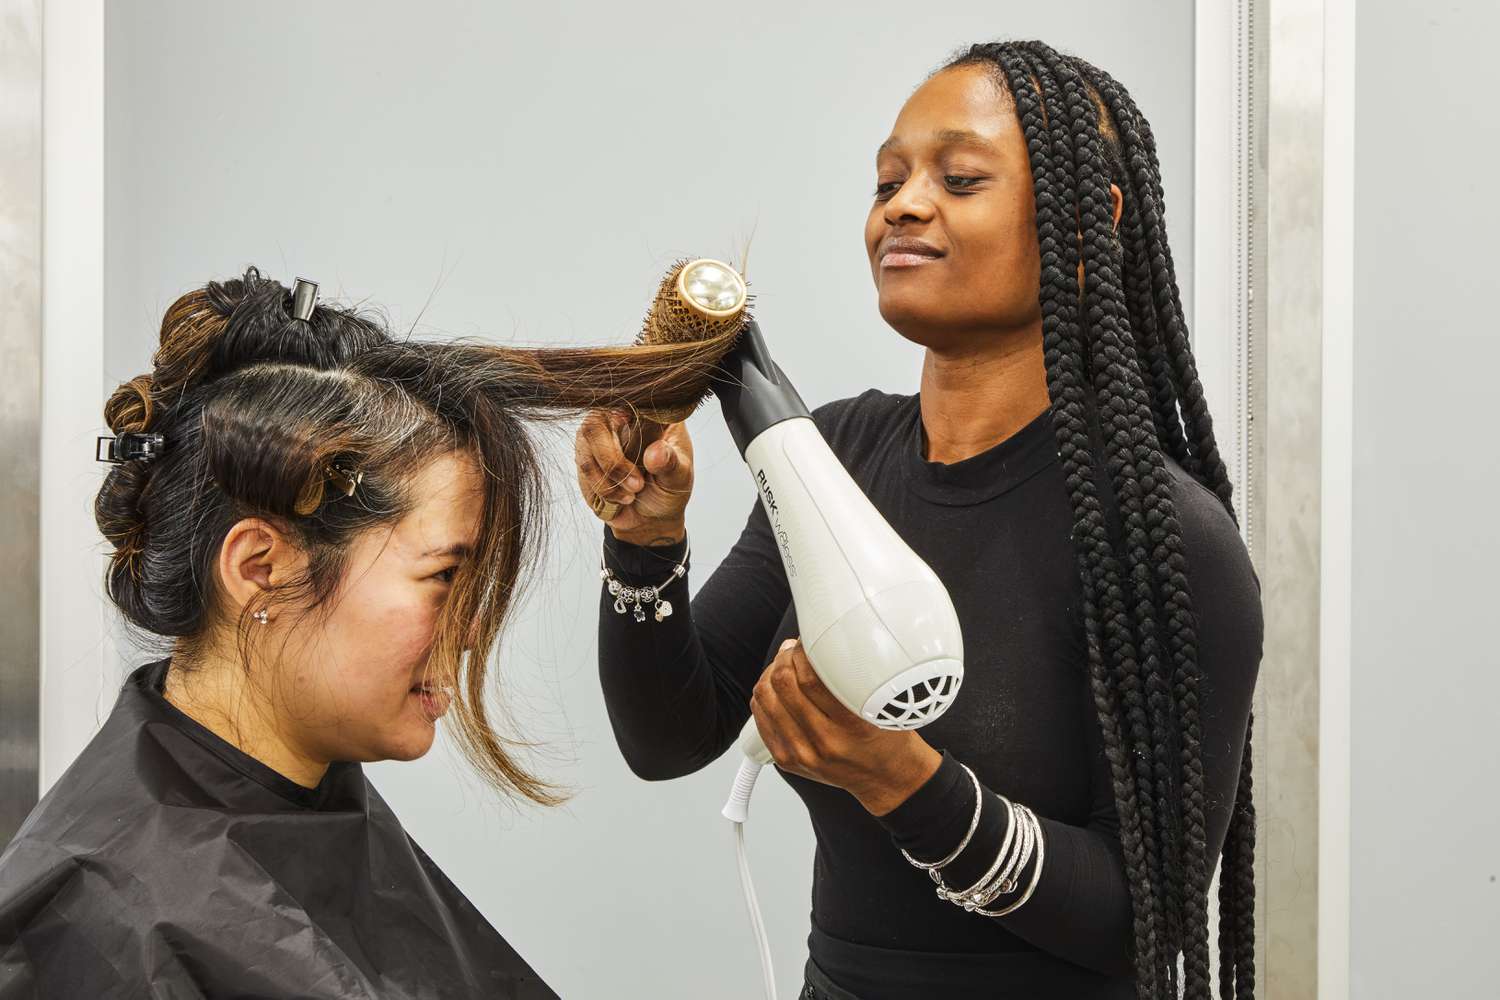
[217, 517, 305, 620]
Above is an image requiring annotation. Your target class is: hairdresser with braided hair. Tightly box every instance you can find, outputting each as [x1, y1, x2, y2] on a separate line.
[583, 41, 1260, 1000]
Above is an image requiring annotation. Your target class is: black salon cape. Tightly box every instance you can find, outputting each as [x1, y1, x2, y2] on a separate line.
[0, 660, 557, 1000]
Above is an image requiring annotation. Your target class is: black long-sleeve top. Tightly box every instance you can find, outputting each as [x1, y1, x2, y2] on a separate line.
[598, 389, 1261, 999]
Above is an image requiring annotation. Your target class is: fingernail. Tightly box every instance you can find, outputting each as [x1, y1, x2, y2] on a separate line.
[780, 638, 797, 651]
[627, 475, 643, 490]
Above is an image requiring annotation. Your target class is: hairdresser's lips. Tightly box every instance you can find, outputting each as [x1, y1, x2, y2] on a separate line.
[409, 682, 451, 721]
[879, 236, 945, 269]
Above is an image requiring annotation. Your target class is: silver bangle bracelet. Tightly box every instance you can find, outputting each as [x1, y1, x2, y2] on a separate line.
[901, 764, 982, 873]
[938, 793, 1016, 903]
[973, 810, 1046, 918]
[600, 538, 690, 623]
[969, 804, 1036, 908]
[927, 799, 1047, 919]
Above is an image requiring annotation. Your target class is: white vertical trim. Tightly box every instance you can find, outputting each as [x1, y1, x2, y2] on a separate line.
[40, 0, 109, 790]
[1319, 0, 1356, 994]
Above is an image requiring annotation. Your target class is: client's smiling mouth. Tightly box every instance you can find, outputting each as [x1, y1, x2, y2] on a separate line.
[409, 681, 452, 718]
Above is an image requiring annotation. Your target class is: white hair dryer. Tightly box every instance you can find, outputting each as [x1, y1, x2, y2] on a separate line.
[712, 318, 966, 822]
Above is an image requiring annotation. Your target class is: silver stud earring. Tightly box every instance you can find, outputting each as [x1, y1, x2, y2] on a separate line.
[252, 609, 269, 625]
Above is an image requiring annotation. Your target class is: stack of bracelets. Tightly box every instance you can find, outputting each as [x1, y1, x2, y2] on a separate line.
[900, 763, 1046, 916]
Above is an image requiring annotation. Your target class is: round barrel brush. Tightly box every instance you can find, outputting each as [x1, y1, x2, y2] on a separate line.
[617, 258, 750, 467]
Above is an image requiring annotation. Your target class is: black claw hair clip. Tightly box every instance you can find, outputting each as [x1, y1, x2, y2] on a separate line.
[96, 432, 166, 464]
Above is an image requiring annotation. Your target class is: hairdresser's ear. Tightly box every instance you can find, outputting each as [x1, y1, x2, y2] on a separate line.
[217, 517, 305, 618]
[1110, 183, 1123, 234]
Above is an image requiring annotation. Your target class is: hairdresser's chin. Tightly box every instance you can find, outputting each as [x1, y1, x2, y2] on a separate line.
[863, 165, 1044, 352]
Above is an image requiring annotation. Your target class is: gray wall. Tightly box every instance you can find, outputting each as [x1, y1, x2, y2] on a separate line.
[104, 3, 1195, 997]
[1351, 3, 1500, 996]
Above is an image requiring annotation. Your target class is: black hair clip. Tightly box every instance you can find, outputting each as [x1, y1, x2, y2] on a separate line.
[96, 432, 166, 464]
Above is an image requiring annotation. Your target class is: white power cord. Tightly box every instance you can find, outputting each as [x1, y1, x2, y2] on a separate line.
[724, 758, 777, 1000]
[734, 821, 777, 1000]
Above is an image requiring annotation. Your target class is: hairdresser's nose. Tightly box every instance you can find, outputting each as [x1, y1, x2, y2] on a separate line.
[883, 174, 937, 227]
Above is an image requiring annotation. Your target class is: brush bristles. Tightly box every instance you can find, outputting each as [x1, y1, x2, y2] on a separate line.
[629, 258, 751, 424]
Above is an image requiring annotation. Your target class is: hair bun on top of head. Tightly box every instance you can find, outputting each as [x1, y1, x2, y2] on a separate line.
[201, 270, 351, 384]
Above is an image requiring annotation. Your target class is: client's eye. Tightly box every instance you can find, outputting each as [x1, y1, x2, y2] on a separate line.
[432, 567, 458, 584]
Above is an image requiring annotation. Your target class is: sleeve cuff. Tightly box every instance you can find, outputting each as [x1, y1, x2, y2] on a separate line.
[601, 524, 690, 583]
[875, 751, 976, 855]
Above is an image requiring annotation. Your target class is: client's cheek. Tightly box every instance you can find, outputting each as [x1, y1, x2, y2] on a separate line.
[386, 599, 442, 658]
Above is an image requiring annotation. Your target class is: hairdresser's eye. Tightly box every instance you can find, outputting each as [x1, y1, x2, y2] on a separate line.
[945, 175, 983, 192]
[873, 180, 903, 200]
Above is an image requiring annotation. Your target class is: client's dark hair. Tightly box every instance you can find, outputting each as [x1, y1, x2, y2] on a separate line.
[96, 267, 734, 805]
[939, 41, 1256, 999]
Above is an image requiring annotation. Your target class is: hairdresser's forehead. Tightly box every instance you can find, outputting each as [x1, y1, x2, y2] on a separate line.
[878, 65, 1020, 162]
[391, 452, 483, 560]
